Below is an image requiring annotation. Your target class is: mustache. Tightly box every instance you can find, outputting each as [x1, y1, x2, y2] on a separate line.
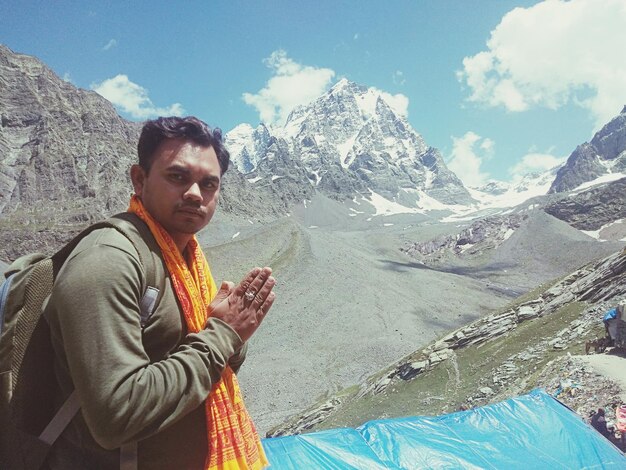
[176, 203, 204, 215]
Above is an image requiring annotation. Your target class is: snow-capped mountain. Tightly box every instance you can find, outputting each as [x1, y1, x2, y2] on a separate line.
[549, 105, 626, 193]
[226, 79, 473, 207]
[227, 123, 272, 173]
[468, 166, 560, 210]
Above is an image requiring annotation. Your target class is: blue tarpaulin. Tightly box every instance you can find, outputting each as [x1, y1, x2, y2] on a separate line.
[604, 307, 618, 322]
[262, 389, 626, 469]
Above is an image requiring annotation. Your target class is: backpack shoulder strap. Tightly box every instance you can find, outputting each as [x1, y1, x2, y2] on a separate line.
[103, 213, 165, 326]
[39, 214, 165, 460]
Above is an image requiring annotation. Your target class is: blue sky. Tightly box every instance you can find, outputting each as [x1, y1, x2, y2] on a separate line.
[1, 0, 625, 186]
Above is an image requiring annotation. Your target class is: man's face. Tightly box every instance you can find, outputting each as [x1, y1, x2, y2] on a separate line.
[131, 138, 221, 251]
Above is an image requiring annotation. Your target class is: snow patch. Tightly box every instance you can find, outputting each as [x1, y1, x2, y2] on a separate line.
[247, 176, 263, 183]
[337, 134, 357, 167]
[357, 89, 379, 119]
[232, 232, 240, 239]
[365, 190, 421, 216]
[503, 228, 515, 240]
[458, 243, 475, 253]
[581, 219, 626, 240]
[573, 173, 626, 192]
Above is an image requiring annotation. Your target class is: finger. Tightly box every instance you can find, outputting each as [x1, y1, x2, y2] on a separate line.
[257, 291, 276, 320]
[217, 280, 235, 295]
[232, 267, 261, 297]
[252, 276, 275, 306]
[245, 267, 272, 302]
[211, 281, 233, 304]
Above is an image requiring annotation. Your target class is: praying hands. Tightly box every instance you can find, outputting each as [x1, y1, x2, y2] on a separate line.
[208, 267, 276, 342]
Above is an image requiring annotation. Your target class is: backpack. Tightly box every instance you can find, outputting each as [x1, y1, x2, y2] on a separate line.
[0, 213, 164, 470]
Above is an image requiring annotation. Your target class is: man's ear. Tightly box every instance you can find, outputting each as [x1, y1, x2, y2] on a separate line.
[130, 164, 146, 196]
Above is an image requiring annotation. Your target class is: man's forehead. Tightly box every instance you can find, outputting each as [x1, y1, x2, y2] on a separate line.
[156, 138, 212, 155]
[155, 139, 217, 164]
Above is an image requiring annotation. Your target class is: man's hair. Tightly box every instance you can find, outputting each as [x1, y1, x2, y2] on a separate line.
[137, 116, 230, 175]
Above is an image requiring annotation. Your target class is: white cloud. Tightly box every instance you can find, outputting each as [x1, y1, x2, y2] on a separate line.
[91, 75, 184, 120]
[392, 70, 406, 86]
[447, 131, 492, 187]
[374, 88, 409, 117]
[458, 0, 626, 128]
[242, 50, 335, 125]
[62, 72, 73, 84]
[102, 39, 118, 51]
[509, 152, 566, 180]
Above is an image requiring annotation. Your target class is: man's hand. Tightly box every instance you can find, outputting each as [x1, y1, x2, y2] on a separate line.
[207, 267, 276, 342]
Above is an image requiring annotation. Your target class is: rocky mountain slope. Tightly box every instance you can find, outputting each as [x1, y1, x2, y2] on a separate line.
[226, 79, 472, 207]
[544, 176, 626, 232]
[549, 106, 626, 193]
[269, 247, 626, 436]
[401, 208, 623, 292]
[0, 45, 286, 262]
[0, 44, 141, 259]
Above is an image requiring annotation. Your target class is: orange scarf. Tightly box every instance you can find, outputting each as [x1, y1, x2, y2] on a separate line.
[129, 196, 268, 470]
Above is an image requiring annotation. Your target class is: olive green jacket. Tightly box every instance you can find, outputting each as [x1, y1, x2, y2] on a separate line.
[43, 224, 246, 469]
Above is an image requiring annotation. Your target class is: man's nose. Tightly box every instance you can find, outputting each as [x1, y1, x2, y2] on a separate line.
[183, 183, 202, 202]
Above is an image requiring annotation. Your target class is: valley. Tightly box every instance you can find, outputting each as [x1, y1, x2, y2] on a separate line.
[197, 195, 624, 434]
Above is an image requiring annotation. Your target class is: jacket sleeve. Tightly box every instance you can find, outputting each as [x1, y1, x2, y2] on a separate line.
[229, 342, 248, 373]
[47, 237, 244, 450]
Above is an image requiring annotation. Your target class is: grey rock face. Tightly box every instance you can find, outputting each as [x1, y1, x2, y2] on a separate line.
[550, 106, 626, 193]
[226, 78, 472, 206]
[402, 214, 527, 263]
[0, 44, 141, 260]
[544, 177, 626, 230]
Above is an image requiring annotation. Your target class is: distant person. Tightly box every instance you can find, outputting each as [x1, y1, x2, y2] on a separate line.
[591, 408, 611, 439]
[40, 117, 274, 468]
[604, 303, 624, 343]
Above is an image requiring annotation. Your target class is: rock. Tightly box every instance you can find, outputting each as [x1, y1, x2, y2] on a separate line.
[373, 377, 392, 395]
[517, 306, 540, 321]
[479, 387, 494, 397]
[397, 361, 428, 381]
[428, 349, 453, 364]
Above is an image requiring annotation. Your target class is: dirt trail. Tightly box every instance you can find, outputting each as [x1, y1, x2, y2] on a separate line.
[577, 352, 626, 401]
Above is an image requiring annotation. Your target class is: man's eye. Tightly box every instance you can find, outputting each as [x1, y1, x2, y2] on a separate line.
[202, 181, 218, 190]
[169, 174, 184, 182]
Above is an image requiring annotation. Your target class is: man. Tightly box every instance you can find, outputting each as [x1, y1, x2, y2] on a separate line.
[591, 408, 611, 439]
[44, 116, 274, 469]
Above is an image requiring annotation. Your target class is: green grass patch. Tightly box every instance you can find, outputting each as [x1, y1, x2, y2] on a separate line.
[294, 300, 594, 433]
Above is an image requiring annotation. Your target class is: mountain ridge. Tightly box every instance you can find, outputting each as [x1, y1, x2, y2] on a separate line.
[225, 78, 473, 207]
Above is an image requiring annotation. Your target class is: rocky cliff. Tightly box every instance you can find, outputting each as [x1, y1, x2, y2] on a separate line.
[544, 177, 626, 231]
[0, 44, 142, 260]
[549, 106, 626, 193]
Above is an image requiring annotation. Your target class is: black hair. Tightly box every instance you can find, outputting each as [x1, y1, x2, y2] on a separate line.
[137, 116, 230, 175]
